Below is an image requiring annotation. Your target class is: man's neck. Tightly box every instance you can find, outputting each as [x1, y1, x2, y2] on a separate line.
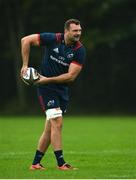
[64, 35, 77, 46]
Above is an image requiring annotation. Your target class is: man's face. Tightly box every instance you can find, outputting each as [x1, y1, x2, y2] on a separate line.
[65, 23, 82, 43]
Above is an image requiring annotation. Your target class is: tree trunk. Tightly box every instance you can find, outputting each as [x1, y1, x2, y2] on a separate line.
[5, 2, 26, 111]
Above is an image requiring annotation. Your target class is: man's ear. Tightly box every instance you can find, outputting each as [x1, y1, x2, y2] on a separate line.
[64, 29, 68, 34]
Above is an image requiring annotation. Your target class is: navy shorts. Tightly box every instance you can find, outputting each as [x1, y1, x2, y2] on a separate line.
[37, 87, 69, 113]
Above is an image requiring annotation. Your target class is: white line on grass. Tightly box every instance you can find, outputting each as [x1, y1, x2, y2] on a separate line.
[0, 150, 135, 157]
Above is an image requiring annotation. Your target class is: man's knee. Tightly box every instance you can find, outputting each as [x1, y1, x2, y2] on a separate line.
[51, 118, 63, 131]
[45, 108, 63, 131]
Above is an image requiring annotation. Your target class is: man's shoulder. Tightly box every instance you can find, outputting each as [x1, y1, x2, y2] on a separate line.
[39, 32, 64, 46]
[55, 33, 64, 43]
[73, 41, 85, 51]
[41, 32, 64, 43]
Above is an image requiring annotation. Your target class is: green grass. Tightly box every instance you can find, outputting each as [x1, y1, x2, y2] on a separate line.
[0, 115, 136, 179]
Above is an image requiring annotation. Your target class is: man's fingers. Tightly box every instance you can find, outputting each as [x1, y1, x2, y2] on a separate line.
[20, 67, 28, 78]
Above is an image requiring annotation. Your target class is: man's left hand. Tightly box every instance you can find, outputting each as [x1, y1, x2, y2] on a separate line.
[35, 74, 49, 85]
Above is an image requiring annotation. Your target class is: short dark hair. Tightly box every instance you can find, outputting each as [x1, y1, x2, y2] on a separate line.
[64, 19, 80, 30]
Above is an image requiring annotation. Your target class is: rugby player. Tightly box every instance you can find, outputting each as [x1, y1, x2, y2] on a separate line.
[21, 19, 86, 170]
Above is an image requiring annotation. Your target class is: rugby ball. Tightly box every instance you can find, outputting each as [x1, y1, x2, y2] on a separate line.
[22, 67, 39, 85]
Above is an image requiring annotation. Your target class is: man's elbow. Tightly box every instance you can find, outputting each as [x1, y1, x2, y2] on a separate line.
[21, 36, 32, 46]
[21, 37, 27, 46]
[68, 74, 77, 82]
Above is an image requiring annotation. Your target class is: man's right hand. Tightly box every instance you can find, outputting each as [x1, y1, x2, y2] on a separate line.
[20, 66, 28, 78]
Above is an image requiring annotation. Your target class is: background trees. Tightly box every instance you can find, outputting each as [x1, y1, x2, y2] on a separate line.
[0, 0, 136, 114]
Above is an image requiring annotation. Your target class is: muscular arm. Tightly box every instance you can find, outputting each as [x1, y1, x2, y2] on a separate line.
[21, 34, 40, 76]
[37, 63, 82, 84]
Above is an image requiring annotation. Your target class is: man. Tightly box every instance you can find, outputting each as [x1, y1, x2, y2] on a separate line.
[21, 19, 86, 170]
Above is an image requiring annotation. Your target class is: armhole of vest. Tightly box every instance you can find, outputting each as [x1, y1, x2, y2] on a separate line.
[37, 33, 41, 46]
[55, 33, 62, 43]
[71, 61, 83, 67]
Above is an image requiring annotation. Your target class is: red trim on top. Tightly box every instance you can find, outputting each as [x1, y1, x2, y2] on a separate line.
[71, 61, 83, 67]
[72, 41, 82, 51]
[38, 95, 46, 112]
[56, 33, 62, 43]
[37, 33, 40, 46]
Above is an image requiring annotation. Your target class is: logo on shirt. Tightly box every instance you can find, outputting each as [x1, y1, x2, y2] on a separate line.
[47, 100, 55, 107]
[50, 55, 69, 67]
[67, 53, 74, 59]
[53, 48, 59, 53]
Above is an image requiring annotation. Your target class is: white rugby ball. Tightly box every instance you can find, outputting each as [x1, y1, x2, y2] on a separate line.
[22, 67, 39, 85]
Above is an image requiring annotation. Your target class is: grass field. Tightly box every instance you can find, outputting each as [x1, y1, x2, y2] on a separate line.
[0, 115, 136, 179]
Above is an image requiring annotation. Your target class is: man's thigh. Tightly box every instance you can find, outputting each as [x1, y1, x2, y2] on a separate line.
[37, 88, 60, 111]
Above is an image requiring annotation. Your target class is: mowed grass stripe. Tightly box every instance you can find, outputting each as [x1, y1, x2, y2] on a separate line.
[0, 116, 136, 179]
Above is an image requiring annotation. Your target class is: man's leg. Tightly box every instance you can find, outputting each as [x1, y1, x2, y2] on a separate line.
[50, 116, 66, 167]
[50, 116, 62, 151]
[38, 120, 51, 152]
[30, 119, 51, 169]
[50, 115, 76, 170]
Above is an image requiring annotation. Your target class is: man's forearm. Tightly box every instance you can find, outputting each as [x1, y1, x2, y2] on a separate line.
[48, 73, 75, 83]
[21, 38, 30, 67]
[38, 64, 82, 85]
[39, 72, 75, 85]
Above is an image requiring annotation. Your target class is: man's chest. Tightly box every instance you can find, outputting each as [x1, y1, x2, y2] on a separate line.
[49, 44, 75, 64]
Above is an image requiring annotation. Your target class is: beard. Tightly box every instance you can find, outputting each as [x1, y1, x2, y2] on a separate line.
[71, 35, 80, 43]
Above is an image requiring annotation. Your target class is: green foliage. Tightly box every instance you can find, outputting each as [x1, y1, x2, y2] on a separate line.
[2, 0, 136, 49]
[0, 0, 136, 114]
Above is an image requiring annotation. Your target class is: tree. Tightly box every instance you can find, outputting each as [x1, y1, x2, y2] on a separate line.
[3, 1, 29, 111]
